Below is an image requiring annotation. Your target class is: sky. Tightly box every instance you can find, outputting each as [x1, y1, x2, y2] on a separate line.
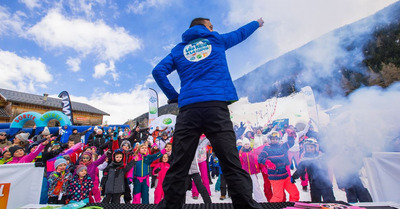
[0, 0, 398, 124]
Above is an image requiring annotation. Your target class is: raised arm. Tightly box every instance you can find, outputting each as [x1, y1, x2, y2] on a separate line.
[220, 18, 262, 50]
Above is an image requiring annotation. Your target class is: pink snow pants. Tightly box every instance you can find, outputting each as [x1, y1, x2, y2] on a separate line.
[191, 161, 211, 197]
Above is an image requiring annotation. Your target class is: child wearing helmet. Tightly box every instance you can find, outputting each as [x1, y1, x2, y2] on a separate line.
[291, 138, 335, 202]
[258, 131, 300, 202]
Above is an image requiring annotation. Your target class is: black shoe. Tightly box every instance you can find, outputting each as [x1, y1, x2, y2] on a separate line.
[302, 185, 308, 192]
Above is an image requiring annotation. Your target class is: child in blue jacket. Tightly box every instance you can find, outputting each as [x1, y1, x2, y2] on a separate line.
[132, 144, 165, 204]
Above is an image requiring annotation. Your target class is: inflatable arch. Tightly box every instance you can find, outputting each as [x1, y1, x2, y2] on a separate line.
[9, 111, 72, 136]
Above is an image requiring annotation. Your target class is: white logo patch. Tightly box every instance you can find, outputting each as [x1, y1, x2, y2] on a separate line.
[183, 38, 212, 62]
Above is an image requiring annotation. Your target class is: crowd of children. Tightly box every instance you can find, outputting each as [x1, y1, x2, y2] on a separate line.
[0, 120, 376, 205]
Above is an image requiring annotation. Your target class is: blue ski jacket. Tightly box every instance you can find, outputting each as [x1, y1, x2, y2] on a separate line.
[152, 21, 260, 108]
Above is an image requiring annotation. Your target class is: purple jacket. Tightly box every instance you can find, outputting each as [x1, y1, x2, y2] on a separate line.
[83, 154, 107, 182]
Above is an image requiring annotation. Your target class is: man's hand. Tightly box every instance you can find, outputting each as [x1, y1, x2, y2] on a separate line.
[257, 18, 264, 27]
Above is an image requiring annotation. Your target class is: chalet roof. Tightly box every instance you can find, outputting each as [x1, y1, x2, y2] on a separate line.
[0, 88, 109, 116]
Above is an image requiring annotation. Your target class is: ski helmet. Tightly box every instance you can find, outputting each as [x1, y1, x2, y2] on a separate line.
[269, 131, 281, 139]
[303, 137, 318, 146]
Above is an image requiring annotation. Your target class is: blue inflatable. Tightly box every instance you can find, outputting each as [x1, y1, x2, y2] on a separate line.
[2, 110, 130, 143]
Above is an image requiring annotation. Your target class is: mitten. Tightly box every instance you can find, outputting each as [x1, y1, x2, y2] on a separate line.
[265, 160, 276, 170]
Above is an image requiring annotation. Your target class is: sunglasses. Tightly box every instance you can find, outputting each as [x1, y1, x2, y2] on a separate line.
[0, 134, 6, 136]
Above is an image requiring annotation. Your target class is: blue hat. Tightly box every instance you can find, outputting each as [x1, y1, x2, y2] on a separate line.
[54, 158, 67, 169]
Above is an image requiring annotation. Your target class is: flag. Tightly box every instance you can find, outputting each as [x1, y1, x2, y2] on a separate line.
[58, 91, 74, 125]
[148, 88, 159, 125]
[301, 86, 319, 128]
[46, 142, 83, 176]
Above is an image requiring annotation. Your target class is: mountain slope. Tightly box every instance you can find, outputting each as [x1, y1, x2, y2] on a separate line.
[234, 1, 400, 103]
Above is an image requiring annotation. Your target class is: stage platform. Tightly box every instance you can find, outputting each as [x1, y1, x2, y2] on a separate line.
[84, 202, 398, 209]
[85, 202, 295, 209]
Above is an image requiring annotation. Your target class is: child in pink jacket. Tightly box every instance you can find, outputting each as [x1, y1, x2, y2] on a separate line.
[79, 150, 109, 203]
[192, 135, 211, 198]
[8, 138, 49, 164]
[153, 153, 170, 204]
[239, 138, 267, 203]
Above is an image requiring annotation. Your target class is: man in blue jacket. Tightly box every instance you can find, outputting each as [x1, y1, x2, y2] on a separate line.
[153, 17, 264, 209]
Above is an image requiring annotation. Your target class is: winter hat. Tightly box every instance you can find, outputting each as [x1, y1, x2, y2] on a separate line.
[9, 146, 24, 156]
[27, 141, 40, 153]
[242, 138, 250, 145]
[54, 158, 67, 169]
[41, 127, 50, 135]
[81, 151, 93, 160]
[15, 132, 30, 141]
[76, 165, 87, 174]
[63, 155, 71, 161]
[2, 146, 10, 155]
[152, 143, 158, 148]
[94, 126, 99, 130]
[236, 139, 243, 146]
[121, 140, 132, 149]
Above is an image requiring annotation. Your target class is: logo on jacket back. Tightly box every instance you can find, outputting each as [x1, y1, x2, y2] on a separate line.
[183, 38, 212, 62]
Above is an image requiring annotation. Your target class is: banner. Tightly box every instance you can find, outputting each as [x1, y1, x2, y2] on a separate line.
[149, 114, 176, 136]
[46, 142, 83, 176]
[363, 152, 400, 202]
[301, 86, 319, 129]
[58, 91, 74, 125]
[148, 88, 159, 125]
[272, 118, 289, 130]
[0, 163, 44, 209]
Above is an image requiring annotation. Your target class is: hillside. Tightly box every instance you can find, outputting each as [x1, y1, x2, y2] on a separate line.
[131, 1, 400, 124]
[234, 1, 400, 103]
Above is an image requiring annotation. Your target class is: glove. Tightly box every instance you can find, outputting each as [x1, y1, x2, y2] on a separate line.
[286, 129, 296, 138]
[154, 168, 161, 174]
[167, 98, 178, 104]
[127, 177, 133, 184]
[291, 176, 296, 184]
[265, 161, 276, 170]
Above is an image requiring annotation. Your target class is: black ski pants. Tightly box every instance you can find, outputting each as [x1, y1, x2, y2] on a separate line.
[158, 101, 261, 209]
